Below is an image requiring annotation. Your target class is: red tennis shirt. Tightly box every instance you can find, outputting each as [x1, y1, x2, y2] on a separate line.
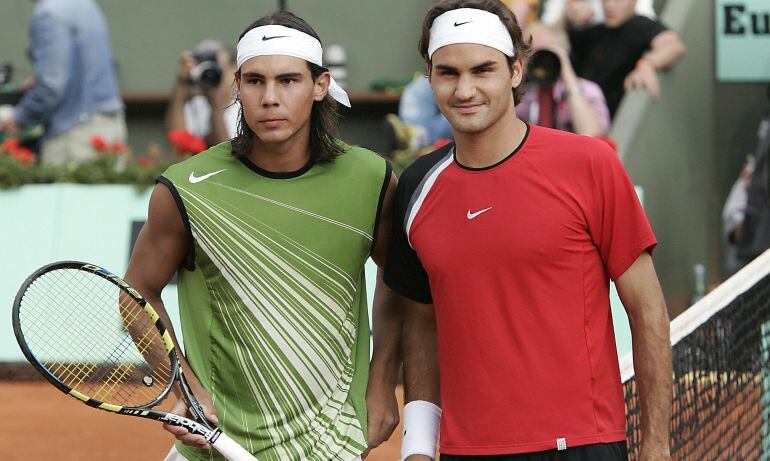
[384, 124, 657, 455]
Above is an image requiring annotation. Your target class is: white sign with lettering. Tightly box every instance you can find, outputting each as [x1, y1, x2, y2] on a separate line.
[716, 0, 770, 81]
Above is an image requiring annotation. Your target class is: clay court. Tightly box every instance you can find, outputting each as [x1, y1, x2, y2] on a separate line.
[0, 380, 403, 461]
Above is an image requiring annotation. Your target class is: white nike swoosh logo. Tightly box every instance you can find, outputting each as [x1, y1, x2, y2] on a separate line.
[467, 207, 493, 220]
[189, 169, 226, 184]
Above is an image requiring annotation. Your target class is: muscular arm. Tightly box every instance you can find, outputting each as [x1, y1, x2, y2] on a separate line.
[402, 298, 440, 461]
[124, 184, 215, 448]
[616, 252, 672, 460]
[370, 173, 401, 383]
[124, 184, 187, 356]
[365, 173, 402, 452]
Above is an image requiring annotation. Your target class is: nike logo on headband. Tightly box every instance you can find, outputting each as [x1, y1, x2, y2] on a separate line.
[454, 21, 472, 27]
[262, 35, 289, 41]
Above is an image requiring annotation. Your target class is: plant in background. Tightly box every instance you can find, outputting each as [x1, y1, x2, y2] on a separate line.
[0, 135, 185, 189]
[1, 138, 35, 164]
[0, 137, 39, 188]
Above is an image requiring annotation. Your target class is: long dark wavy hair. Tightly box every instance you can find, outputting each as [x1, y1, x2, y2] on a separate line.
[230, 11, 345, 163]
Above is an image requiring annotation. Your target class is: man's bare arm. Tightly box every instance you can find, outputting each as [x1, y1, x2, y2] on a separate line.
[365, 173, 402, 453]
[402, 297, 440, 461]
[124, 184, 215, 448]
[643, 31, 686, 71]
[616, 252, 672, 460]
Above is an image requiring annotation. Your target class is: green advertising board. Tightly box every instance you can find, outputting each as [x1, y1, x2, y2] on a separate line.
[716, 0, 770, 82]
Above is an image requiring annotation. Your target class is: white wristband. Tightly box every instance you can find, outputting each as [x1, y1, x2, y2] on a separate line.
[400, 400, 442, 460]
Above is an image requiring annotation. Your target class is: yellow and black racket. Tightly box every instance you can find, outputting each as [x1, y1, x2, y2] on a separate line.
[12, 261, 258, 461]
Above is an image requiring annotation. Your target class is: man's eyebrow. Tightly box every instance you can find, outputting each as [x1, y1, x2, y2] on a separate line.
[276, 72, 304, 79]
[434, 60, 499, 72]
[240, 71, 304, 79]
[471, 60, 498, 70]
[434, 64, 459, 72]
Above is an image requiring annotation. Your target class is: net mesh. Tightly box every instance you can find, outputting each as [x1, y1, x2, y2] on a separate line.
[16, 267, 173, 408]
[623, 250, 770, 460]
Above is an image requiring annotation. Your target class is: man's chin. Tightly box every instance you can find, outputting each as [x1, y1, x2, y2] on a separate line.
[450, 120, 489, 135]
[254, 131, 292, 145]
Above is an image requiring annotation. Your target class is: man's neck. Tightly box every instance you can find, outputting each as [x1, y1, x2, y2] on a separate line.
[453, 111, 528, 169]
[247, 134, 312, 173]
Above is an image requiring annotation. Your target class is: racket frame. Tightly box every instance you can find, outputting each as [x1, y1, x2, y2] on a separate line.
[12, 261, 216, 435]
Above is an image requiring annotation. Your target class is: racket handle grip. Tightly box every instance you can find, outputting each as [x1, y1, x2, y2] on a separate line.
[211, 431, 260, 461]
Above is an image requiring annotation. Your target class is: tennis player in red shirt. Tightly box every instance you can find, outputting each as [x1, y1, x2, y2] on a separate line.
[384, 1, 672, 460]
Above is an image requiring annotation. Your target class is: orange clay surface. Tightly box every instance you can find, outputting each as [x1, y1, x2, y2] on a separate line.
[0, 382, 403, 461]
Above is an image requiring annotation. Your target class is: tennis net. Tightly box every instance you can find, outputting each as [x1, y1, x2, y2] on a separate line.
[621, 249, 770, 460]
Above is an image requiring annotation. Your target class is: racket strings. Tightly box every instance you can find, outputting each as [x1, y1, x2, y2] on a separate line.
[18, 268, 174, 408]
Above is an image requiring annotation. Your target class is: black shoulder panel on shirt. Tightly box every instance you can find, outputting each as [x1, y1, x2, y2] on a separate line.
[397, 143, 455, 217]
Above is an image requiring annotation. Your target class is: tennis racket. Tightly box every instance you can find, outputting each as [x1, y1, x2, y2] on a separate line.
[12, 261, 258, 461]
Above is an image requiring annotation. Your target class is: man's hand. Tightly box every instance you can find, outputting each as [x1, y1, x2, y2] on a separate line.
[162, 387, 219, 450]
[565, 0, 595, 28]
[177, 51, 197, 84]
[363, 378, 399, 456]
[624, 60, 660, 99]
[205, 50, 236, 108]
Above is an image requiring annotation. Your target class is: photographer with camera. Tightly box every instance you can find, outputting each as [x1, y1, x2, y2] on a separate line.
[165, 40, 239, 149]
[516, 23, 609, 137]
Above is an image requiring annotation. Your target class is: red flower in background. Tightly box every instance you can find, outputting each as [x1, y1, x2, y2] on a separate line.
[10, 147, 35, 164]
[112, 141, 127, 154]
[1, 138, 36, 164]
[2, 138, 20, 152]
[91, 135, 109, 153]
[167, 130, 207, 156]
[138, 157, 152, 168]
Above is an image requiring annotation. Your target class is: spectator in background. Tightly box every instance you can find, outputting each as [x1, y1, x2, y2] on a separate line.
[0, 0, 125, 165]
[736, 123, 770, 268]
[395, 75, 453, 151]
[517, 23, 610, 137]
[567, 0, 686, 118]
[722, 157, 754, 272]
[503, 0, 540, 27]
[541, 0, 655, 27]
[165, 40, 239, 149]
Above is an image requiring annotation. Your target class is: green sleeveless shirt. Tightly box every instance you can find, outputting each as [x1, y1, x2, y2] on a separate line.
[159, 142, 390, 461]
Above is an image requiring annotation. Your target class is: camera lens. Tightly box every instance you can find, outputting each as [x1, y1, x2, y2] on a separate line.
[190, 51, 222, 90]
[527, 50, 561, 86]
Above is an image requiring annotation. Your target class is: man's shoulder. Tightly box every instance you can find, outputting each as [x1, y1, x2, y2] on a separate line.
[527, 125, 615, 165]
[329, 142, 388, 181]
[162, 142, 234, 181]
[399, 143, 454, 191]
[622, 15, 667, 36]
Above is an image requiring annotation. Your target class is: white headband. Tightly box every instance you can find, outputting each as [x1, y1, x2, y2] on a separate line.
[428, 8, 515, 59]
[236, 25, 351, 107]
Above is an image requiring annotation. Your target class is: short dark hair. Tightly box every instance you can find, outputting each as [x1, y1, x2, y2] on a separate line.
[418, 0, 532, 105]
[230, 11, 345, 163]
